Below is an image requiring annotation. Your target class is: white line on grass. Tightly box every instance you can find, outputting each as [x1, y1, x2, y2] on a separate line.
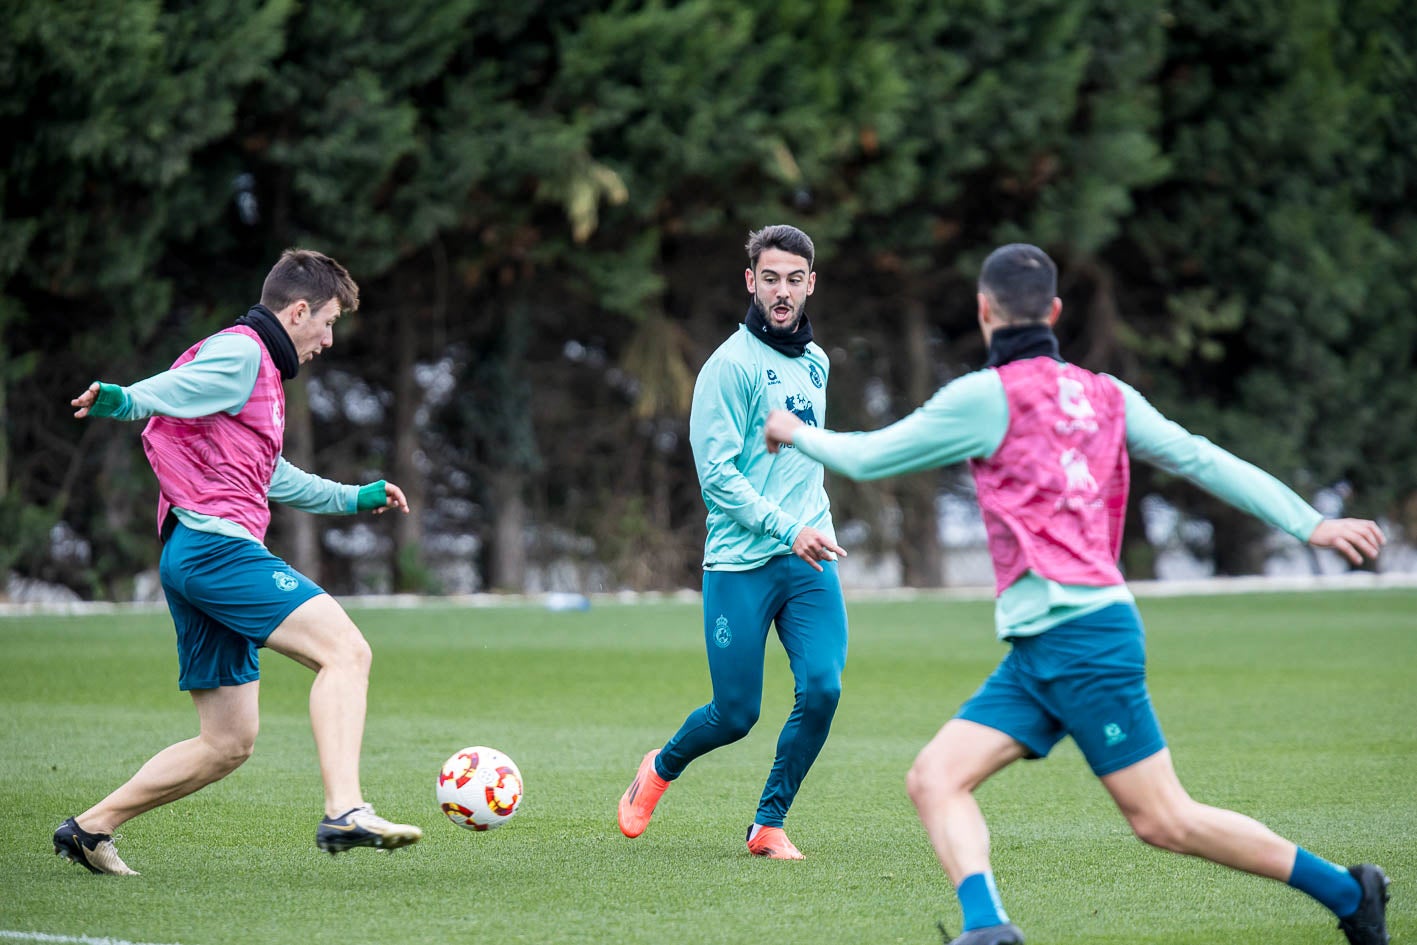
[0, 932, 187, 945]
[1, 569, 1415, 618]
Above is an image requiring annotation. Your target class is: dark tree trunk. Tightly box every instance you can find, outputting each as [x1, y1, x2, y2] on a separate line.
[896, 299, 944, 587]
[1207, 503, 1271, 576]
[489, 469, 526, 591]
[392, 305, 425, 591]
[280, 377, 321, 581]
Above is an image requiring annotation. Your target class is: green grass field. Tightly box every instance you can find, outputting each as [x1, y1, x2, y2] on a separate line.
[2, 590, 1413, 945]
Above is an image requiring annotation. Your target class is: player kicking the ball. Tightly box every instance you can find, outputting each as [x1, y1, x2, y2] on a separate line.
[57, 249, 421, 874]
[764, 243, 1389, 945]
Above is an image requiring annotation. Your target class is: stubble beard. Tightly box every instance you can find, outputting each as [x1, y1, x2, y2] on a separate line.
[753, 294, 806, 336]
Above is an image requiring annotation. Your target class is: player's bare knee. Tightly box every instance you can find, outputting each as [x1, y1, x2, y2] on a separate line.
[1128, 809, 1195, 854]
[345, 631, 373, 674]
[321, 628, 371, 674]
[906, 750, 960, 804]
[905, 760, 930, 806]
[205, 730, 256, 773]
[225, 739, 256, 770]
[906, 742, 963, 793]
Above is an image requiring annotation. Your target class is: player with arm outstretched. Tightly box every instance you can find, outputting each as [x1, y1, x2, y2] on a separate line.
[57, 249, 422, 875]
[765, 243, 1388, 945]
[617, 224, 849, 860]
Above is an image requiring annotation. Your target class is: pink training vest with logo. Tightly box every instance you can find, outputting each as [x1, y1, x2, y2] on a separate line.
[969, 357, 1129, 595]
[141, 325, 285, 542]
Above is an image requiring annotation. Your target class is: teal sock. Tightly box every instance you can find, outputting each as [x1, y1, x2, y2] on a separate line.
[1287, 848, 1361, 917]
[956, 872, 1009, 931]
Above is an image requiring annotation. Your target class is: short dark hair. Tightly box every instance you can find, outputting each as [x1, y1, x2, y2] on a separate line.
[260, 248, 360, 315]
[745, 225, 815, 272]
[978, 243, 1056, 323]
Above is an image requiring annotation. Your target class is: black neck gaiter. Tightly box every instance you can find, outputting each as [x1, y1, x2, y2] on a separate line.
[234, 304, 300, 379]
[985, 322, 1062, 368]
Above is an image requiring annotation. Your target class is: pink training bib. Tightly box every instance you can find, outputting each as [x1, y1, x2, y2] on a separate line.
[969, 357, 1129, 595]
[141, 325, 285, 541]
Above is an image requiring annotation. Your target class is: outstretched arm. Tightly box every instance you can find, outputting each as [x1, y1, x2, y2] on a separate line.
[71, 334, 261, 420]
[1116, 378, 1385, 564]
[768, 370, 1008, 480]
[268, 457, 411, 516]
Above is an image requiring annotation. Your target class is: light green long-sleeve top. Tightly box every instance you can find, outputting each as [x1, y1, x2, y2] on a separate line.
[91, 332, 383, 544]
[692, 324, 837, 570]
[793, 367, 1323, 638]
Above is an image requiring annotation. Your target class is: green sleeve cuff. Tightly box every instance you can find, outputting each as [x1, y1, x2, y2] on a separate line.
[356, 480, 388, 512]
[89, 383, 128, 418]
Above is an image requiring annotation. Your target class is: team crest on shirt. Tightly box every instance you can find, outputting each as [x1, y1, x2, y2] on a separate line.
[272, 401, 284, 431]
[713, 615, 732, 648]
[808, 363, 823, 389]
[272, 570, 299, 592]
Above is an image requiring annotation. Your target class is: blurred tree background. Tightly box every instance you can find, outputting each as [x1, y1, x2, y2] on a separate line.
[2, 0, 1412, 599]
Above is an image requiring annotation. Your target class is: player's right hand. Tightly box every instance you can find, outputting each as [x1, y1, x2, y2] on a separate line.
[1308, 518, 1386, 565]
[765, 409, 804, 454]
[372, 481, 412, 515]
[71, 382, 101, 419]
[791, 526, 847, 572]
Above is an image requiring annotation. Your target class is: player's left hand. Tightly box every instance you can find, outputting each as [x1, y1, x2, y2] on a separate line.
[1308, 518, 1385, 565]
[71, 382, 101, 419]
[373, 481, 411, 515]
[791, 526, 847, 572]
[765, 409, 805, 453]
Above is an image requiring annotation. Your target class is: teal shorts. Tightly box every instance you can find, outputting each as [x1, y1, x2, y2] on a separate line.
[159, 522, 324, 691]
[956, 602, 1166, 776]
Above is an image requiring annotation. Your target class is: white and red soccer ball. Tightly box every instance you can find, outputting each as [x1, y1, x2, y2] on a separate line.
[436, 746, 523, 831]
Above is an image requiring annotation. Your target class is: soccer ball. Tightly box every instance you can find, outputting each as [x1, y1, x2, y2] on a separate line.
[436, 746, 524, 831]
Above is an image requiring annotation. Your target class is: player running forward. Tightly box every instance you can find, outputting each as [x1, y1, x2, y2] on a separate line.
[764, 243, 1389, 945]
[618, 225, 849, 860]
[58, 249, 422, 874]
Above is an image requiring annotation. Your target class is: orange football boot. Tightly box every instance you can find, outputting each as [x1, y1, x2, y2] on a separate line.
[618, 749, 670, 838]
[746, 825, 804, 860]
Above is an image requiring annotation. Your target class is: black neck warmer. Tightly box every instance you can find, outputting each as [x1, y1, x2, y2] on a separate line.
[985, 322, 1062, 368]
[234, 304, 300, 379]
[745, 302, 814, 358]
